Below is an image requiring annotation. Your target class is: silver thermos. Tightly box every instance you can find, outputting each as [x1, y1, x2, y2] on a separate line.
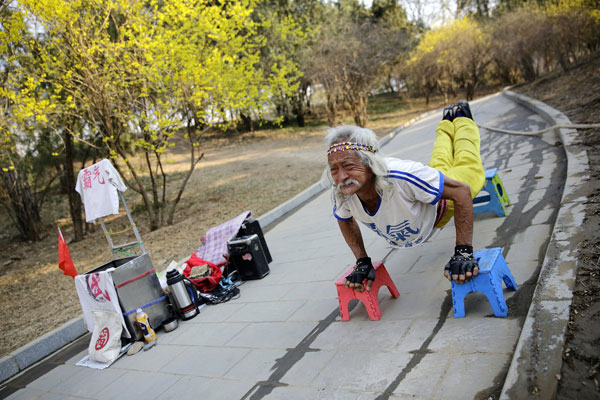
[166, 270, 199, 320]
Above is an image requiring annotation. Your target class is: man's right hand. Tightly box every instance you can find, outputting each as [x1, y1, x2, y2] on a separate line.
[344, 257, 376, 292]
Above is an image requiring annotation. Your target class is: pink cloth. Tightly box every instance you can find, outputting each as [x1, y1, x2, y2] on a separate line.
[195, 211, 252, 266]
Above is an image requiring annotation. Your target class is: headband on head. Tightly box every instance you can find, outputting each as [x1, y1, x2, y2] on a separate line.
[327, 142, 376, 155]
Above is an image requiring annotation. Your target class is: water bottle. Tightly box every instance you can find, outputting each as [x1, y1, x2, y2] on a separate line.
[135, 308, 157, 344]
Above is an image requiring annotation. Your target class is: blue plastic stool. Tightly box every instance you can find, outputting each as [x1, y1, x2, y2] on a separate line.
[473, 168, 510, 217]
[451, 248, 517, 318]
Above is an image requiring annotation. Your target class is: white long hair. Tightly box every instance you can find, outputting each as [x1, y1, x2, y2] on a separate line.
[322, 125, 392, 205]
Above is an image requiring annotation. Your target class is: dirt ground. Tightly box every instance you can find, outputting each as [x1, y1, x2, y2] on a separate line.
[0, 53, 598, 397]
[514, 52, 600, 398]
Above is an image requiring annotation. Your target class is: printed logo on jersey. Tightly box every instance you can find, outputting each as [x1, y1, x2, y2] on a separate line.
[362, 220, 424, 248]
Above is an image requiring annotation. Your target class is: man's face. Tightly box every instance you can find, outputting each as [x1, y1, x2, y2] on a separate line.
[328, 150, 374, 196]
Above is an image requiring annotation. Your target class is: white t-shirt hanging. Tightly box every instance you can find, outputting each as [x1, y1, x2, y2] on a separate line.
[75, 159, 127, 222]
[333, 158, 444, 248]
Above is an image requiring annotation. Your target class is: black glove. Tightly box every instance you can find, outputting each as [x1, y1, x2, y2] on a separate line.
[445, 245, 478, 281]
[346, 257, 376, 287]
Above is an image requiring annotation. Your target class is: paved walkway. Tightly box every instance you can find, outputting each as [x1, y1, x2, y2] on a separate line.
[1, 92, 578, 399]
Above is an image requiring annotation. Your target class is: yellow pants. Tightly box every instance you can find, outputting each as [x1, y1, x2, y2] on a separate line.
[429, 117, 485, 228]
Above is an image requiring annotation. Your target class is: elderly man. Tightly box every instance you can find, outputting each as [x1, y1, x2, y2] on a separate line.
[326, 100, 485, 291]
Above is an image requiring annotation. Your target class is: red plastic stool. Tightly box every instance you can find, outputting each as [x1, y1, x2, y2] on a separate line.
[335, 262, 400, 321]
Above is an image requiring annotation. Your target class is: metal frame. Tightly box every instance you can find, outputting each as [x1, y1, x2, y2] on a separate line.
[98, 190, 146, 258]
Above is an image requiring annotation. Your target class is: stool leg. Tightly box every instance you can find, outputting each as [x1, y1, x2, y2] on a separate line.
[360, 286, 382, 321]
[337, 287, 351, 321]
[482, 276, 509, 317]
[495, 254, 518, 290]
[377, 267, 400, 298]
[451, 285, 468, 318]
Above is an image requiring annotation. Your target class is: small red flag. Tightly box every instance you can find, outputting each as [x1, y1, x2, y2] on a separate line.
[58, 228, 77, 278]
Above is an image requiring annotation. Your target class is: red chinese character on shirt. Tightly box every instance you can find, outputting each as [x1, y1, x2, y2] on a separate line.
[93, 165, 105, 185]
[82, 169, 92, 189]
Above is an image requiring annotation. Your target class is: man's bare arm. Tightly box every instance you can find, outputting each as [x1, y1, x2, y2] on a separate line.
[441, 176, 474, 247]
[338, 218, 368, 259]
[337, 218, 374, 291]
[441, 176, 478, 283]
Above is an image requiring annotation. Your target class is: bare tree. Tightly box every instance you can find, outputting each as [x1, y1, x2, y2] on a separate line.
[308, 17, 409, 127]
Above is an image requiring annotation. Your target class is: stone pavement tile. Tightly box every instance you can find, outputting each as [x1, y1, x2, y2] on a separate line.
[278, 350, 337, 386]
[224, 348, 287, 381]
[472, 216, 510, 234]
[182, 302, 246, 324]
[391, 353, 450, 398]
[271, 263, 350, 285]
[529, 176, 554, 191]
[528, 188, 552, 203]
[5, 388, 82, 400]
[224, 322, 317, 349]
[37, 365, 122, 398]
[379, 289, 448, 320]
[160, 346, 250, 377]
[379, 250, 422, 276]
[310, 351, 413, 392]
[472, 229, 502, 251]
[522, 200, 554, 214]
[530, 208, 555, 226]
[433, 352, 512, 399]
[94, 370, 180, 399]
[226, 283, 291, 303]
[272, 244, 354, 265]
[393, 319, 439, 353]
[262, 385, 360, 400]
[267, 222, 340, 244]
[311, 321, 410, 351]
[388, 390, 439, 399]
[225, 300, 305, 322]
[393, 272, 447, 295]
[406, 252, 448, 274]
[505, 154, 536, 169]
[164, 322, 247, 347]
[278, 281, 338, 300]
[505, 241, 544, 264]
[155, 376, 251, 400]
[507, 260, 540, 286]
[428, 318, 522, 354]
[287, 299, 341, 322]
[268, 227, 345, 248]
[511, 224, 551, 246]
[25, 364, 99, 392]
[111, 344, 187, 372]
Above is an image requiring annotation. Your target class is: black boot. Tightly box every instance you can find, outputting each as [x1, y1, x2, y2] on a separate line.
[442, 106, 455, 122]
[455, 100, 473, 120]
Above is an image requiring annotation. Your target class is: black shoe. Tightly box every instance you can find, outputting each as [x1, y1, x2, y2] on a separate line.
[442, 106, 455, 122]
[455, 100, 473, 120]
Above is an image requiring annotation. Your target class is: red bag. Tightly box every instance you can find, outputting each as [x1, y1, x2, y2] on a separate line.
[183, 254, 222, 293]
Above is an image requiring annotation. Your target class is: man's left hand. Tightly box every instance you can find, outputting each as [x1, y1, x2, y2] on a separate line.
[444, 245, 479, 284]
[344, 257, 376, 292]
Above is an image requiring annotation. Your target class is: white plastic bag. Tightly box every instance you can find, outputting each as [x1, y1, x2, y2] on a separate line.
[88, 310, 122, 363]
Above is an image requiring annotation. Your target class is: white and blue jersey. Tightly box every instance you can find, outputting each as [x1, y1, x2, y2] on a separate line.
[333, 158, 444, 248]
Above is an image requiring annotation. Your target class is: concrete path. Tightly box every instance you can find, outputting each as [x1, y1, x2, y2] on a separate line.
[0, 92, 575, 399]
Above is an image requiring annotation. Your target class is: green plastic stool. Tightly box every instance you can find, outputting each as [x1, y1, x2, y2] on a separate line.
[473, 168, 510, 217]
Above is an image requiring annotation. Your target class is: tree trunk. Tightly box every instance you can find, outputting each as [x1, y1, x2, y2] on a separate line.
[351, 94, 368, 127]
[326, 92, 339, 127]
[0, 168, 41, 241]
[64, 132, 84, 241]
[240, 113, 253, 132]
